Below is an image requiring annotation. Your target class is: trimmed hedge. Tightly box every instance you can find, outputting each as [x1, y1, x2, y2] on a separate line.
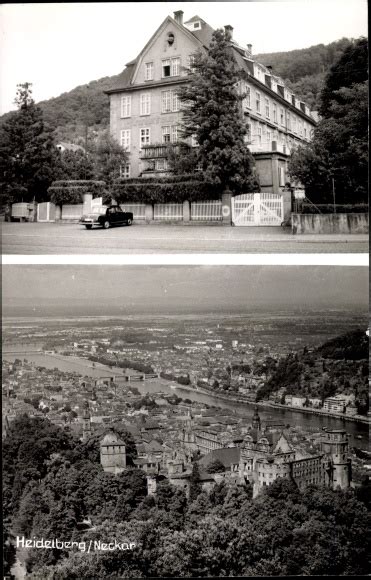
[301, 203, 369, 215]
[111, 175, 220, 204]
[48, 180, 106, 205]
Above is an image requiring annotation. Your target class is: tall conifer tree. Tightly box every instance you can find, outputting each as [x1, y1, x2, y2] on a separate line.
[0, 83, 58, 205]
[178, 29, 258, 195]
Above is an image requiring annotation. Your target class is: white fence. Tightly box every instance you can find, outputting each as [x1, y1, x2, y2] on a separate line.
[61, 204, 84, 220]
[121, 203, 146, 220]
[191, 200, 222, 221]
[154, 203, 183, 221]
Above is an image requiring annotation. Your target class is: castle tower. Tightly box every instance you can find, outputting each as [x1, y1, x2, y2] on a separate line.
[82, 400, 91, 442]
[252, 407, 261, 431]
[100, 430, 126, 474]
[320, 429, 351, 490]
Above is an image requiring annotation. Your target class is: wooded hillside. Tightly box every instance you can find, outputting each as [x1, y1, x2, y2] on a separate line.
[0, 38, 359, 144]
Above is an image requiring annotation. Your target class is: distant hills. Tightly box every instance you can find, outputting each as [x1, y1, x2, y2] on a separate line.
[0, 37, 358, 144]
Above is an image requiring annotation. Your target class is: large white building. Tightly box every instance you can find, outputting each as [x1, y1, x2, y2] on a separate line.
[106, 11, 317, 194]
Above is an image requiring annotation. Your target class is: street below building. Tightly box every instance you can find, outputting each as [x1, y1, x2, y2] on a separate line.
[2, 222, 368, 254]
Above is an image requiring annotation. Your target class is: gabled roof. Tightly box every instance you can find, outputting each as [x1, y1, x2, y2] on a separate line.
[105, 14, 207, 95]
[199, 446, 241, 468]
[100, 431, 126, 446]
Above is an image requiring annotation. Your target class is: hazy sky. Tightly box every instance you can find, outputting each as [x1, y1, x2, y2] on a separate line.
[0, 1, 367, 114]
[2, 265, 368, 317]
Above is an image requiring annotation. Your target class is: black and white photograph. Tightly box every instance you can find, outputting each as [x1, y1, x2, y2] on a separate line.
[0, 1, 368, 253]
[1, 1, 370, 579]
[2, 264, 370, 577]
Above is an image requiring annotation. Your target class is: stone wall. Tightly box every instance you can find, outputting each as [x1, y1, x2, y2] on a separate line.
[291, 213, 368, 234]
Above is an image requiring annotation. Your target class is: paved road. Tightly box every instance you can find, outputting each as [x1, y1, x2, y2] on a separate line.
[2, 222, 369, 254]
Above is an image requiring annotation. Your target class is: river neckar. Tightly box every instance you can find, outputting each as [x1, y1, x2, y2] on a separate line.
[3, 348, 369, 449]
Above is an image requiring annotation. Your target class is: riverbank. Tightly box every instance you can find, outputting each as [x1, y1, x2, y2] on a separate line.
[172, 383, 370, 425]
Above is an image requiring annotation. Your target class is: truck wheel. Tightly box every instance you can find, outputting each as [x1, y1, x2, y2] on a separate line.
[127, 218, 132, 226]
[85, 225, 92, 230]
[103, 220, 110, 229]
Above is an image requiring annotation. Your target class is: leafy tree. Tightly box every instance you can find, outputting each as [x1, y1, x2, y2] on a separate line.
[0, 83, 59, 205]
[178, 29, 258, 195]
[55, 148, 95, 181]
[205, 458, 225, 474]
[189, 462, 202, 502]
[288, 38, 368, 204]
[89, 129, 128, 193]
[320, 37, 368, 116]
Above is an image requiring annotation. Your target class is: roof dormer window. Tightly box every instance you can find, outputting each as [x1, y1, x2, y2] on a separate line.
[193, 21, 201, 29]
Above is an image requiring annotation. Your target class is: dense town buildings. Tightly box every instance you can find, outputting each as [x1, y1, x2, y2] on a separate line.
[106, 11, 317, 193]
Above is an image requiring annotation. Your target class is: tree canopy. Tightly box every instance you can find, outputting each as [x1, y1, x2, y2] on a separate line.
[178, 28, 258, 195]
[0, 83, 59, 205]
[288, 38, 368, 204]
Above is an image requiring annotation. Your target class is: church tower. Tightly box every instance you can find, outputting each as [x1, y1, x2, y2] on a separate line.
[252, 407, 261, 431]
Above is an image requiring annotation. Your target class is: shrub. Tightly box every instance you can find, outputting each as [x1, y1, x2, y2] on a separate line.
[111, 175, 220, 204]
[300, 203, 369, 214]
[48, 180, 106, 205]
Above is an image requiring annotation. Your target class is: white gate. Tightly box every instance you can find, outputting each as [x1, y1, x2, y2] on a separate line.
[232, 193, 284, 226]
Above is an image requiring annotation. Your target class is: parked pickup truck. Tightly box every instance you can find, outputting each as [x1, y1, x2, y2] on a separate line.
[80, 206, 133, 229]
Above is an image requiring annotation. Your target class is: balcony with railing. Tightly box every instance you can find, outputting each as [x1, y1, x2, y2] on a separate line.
[139, 142, 188, 160]
[247, 140, 291, 155]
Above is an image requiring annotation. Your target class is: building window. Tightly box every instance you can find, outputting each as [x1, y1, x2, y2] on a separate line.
[140, 128, 150, 147]
[172, 92, 180, 111]
[256, 91, 261, 113]
[140, 93, 151, 116]
[267, 129, 271, 142]
[287, 112, 291, 131]
[280, 108, 284, 126]
[162, 57, 180, 78]
[162, 91, 171, 113]
[162, 126, 171, 143]
[257, 126, 262, 144]
[120, 130, 131, 151]
[273, 103, 277, 123]
[292, 116, 297, 133]
[243, 85, 251, 108]
[162, 90, 179, 113]
[245, 123, 251, 142]
[162, 59, 171, 78]
[121, 164, 130, 178]
[144, 62, 154, 81]
[265, 98, 270, 118]
[187, 54, 197, 73]
[121, 96, 131, 118]
[171, 125, 179, 142]
[171, 57, 180, 76]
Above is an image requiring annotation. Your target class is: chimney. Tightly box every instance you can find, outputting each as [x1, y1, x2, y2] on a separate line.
[174, 10, 184, 25]
[224, 25, 233, 40]
[247, 43, 252, 56]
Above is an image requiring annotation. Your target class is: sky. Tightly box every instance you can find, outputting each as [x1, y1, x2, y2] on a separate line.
[2, 265, 368, 317]
[0, 1, 368, 115]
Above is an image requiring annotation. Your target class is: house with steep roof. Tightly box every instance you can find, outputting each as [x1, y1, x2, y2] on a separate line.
[105, 10, 317, 195]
